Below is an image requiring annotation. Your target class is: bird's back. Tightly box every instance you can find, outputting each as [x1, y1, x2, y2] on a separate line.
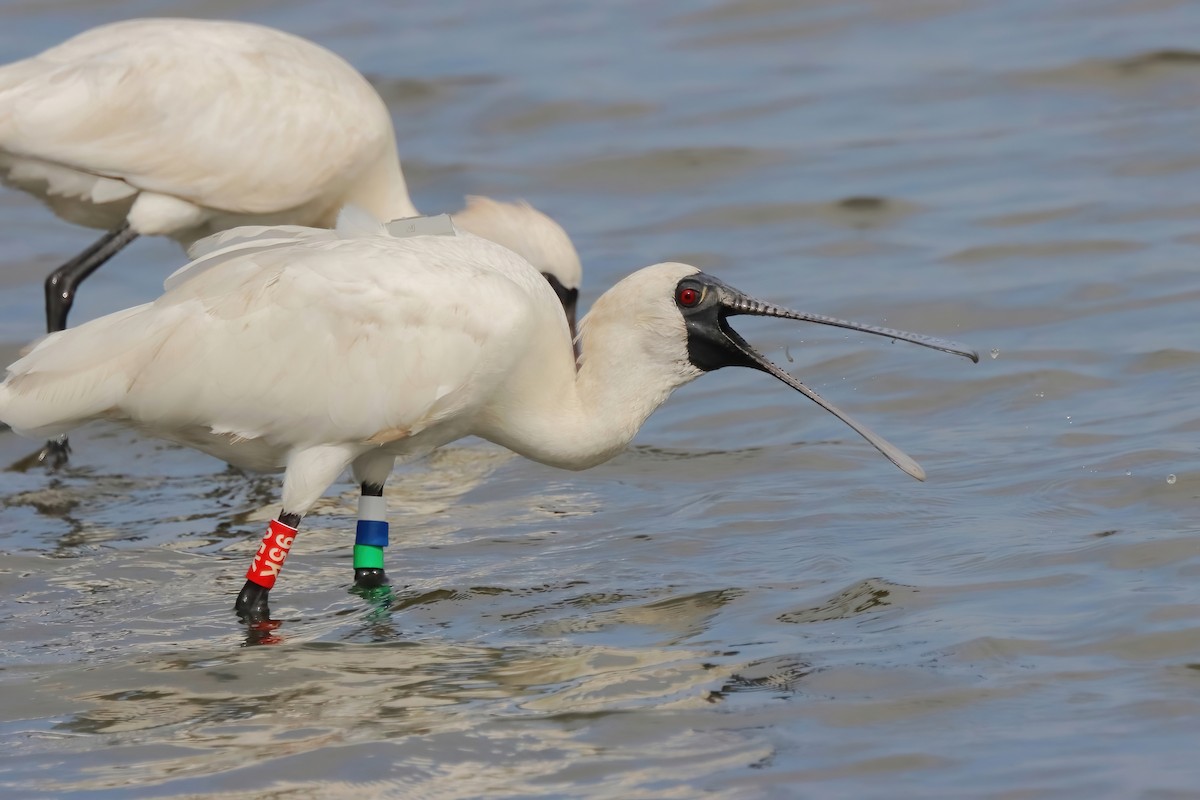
[0, 224, 572, 470]
[0, 19, 404, 236]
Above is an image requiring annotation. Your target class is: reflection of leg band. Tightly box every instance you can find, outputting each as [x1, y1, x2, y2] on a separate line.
[354, 495, 388, 568]
[246, 518, 297, 589]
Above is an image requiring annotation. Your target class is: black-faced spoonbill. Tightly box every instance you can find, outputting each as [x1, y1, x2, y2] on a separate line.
[0, 18, 582, 467]
[0, 216, 978, 627]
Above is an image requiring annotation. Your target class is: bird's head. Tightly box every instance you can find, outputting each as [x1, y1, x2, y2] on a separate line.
[581, 262, 979, 480]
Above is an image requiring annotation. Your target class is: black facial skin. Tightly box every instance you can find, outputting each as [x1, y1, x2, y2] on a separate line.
[543, 272, 580, 358]
[676, 275, 762, 374]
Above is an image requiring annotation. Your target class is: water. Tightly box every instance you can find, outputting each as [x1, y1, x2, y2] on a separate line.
[1, 1, 1199, 797]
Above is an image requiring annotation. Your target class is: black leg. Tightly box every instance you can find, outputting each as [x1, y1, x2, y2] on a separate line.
[45, 223, 139, 333]
[354, 568, 390, 588]
[354, 482, 390, 588]
[10, 224, 142, 472]
[235, 580, 272, 625]
[235, 511, 301, 627]
[7, 434, 70, 472]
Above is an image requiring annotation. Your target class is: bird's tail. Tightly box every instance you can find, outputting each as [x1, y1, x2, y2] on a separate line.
[0, 303, 161, 438]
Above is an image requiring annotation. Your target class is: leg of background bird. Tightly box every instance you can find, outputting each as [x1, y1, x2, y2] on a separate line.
[233, 444, 361, 626]
[45, 224, 140, 333]
[351, 452, 396, 589]
[12, 224, 143, 472]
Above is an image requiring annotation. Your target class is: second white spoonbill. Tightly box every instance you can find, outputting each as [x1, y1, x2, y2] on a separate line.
[0, 216, 977, 626]
[0, 18, 582, 466]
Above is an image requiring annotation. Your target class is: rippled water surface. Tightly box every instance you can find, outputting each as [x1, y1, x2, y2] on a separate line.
[2, 1, 1200, 797]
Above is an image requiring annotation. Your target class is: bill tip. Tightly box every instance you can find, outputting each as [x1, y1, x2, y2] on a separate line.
[900, 458, 927, 482]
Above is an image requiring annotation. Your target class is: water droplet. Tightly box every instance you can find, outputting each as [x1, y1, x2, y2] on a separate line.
[1125, 471, 1132, 476]
[784, 346, 794, 363]
[990, 348, 1000, 360]
[1167, 474, 1177, 485]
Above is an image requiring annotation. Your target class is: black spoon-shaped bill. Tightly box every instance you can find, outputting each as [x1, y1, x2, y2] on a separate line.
[677, 273, 978, 480]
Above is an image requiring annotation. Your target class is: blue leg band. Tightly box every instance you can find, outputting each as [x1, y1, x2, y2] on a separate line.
[355, 519, 389, 548]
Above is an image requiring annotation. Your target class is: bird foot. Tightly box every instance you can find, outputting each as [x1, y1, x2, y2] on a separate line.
[8, 437, 71, 472]
[353, 567, 391, 589]
[235, 579, 277, 628]
[350, 571, 395, 618]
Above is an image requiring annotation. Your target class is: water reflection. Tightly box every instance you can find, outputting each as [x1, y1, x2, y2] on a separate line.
[21, 636, 767, 795]
[779, 578, 905, 624]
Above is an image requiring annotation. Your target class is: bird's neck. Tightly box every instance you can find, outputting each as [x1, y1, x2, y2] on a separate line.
[480, 320, 694, 471]
[354, 147, 420, 222]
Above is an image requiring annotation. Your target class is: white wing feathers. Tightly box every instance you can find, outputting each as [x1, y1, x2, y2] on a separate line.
[0, 303, 181, 437]
[167, 206, 388, 290]
[332, 204, 390, 237]
[167, 226, 338, 291]
[1, 230, 548, 457]
[0, 19, 391, 214]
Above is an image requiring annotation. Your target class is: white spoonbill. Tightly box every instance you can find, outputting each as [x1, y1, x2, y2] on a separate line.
[0, 215, 978, 626]
[0, 18, 582, 466]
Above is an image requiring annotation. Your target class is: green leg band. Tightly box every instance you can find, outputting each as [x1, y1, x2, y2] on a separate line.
[353, 544, 385, 570]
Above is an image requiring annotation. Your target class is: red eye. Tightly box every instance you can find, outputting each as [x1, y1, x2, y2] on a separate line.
[677, 287, 700, 307]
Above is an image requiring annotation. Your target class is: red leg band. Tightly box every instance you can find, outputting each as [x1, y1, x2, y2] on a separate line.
[245, 518, 297, 589]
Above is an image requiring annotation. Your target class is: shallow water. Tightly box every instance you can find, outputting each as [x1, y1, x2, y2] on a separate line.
[2, 0, 1199, 797]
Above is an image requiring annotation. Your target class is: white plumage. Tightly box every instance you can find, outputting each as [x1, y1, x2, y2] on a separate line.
[0, 215, 977, 624]
[0, 17, 582, 470]
[3, 218, 568, 502]
[0, 19, 408, 237]
[0, 18, 581, 320]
